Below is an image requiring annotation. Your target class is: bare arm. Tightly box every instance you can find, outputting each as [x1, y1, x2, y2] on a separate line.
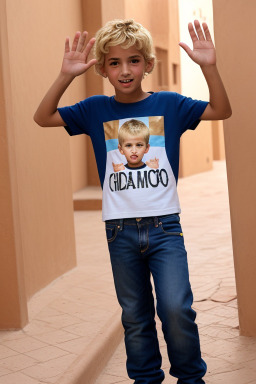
[34, 31, 97, 127]
[200, 64, 231, 120]
[179, 20, 232, 121]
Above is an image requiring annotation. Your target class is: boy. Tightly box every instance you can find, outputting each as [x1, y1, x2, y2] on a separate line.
[117, 119, 150, 169]
[114, 118, 159, 171]
[111, 118, 168, 205]
[34, 19, 231, 384]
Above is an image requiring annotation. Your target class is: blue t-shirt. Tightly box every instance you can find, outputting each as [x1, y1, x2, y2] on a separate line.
[58, 92, 208, 220]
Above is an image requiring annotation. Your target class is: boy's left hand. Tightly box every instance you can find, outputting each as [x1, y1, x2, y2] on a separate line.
[179, 20, 216, 67]
[146, 157, 159, 169]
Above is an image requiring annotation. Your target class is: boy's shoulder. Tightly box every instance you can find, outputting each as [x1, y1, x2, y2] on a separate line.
[75, 94, 112, 113]
[79, 92, 182, 110]
[85, 91, 178, 103]
[81, 94, 110, 105]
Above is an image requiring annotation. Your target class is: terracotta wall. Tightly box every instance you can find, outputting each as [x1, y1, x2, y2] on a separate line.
[0, 1, 28, 328]
[0, 0, 83, 328]
[213, 0, 256, 336]
[212, 120, 225, 160]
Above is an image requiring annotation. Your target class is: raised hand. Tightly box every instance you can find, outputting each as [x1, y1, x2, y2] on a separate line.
[146, 157, 159, 169]
[179, 20, 216, 67]
[112, 162, 125, 172]
[61, 31, 97, 77]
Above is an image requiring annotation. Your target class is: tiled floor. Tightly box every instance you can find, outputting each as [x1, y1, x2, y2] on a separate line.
[0, 161, 256, 384]
[0, 210, 120, 383]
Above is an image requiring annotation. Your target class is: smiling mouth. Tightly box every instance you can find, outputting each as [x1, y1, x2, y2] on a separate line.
[119, 79, 133, 83]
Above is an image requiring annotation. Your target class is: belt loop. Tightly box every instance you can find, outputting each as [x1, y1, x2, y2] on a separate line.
[154, 217, 159, 227]
[119, 219, 123, 231]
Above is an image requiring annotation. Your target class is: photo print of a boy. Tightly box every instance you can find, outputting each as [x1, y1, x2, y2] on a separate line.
[112, 118, 159, 171]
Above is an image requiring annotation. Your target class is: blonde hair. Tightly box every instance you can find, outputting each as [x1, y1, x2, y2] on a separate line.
[94, 19, 155, 74]
[118, 119, 150, 145]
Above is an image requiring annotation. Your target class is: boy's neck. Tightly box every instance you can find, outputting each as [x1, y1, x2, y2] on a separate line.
[125, 162, 146, 169]
[114, 89, 151, 104]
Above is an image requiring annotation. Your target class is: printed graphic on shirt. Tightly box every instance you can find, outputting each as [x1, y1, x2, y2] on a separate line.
[102, 116, 181, 220]
[103, 116, 170, 191]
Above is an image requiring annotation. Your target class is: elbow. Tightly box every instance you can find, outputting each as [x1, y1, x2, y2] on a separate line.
[33, 113, 42, 126]
[215, 106, 232, 121]
[223, 100, 232, 120]
[223, 107, 232, 120]
[33, 113, 47, 127]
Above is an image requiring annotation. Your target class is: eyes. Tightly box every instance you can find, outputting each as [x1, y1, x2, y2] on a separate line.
[124, 143, 144, 148]
[109, 58, 140, 66]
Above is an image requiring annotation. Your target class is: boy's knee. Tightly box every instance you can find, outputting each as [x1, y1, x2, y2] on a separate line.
[157, 299, 196, 325]
[122, 303, 155, 325]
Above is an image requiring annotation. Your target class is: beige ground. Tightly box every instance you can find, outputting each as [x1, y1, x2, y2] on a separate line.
[0, 161, 256, 384]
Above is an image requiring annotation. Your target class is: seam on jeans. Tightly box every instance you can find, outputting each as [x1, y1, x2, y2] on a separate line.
[106, 225, 118, 243]
[159, 223, 183, 237]
[141, 225, 149, 253]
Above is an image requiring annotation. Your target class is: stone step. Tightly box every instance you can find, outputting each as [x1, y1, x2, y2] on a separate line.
[73, 187, 102, 211]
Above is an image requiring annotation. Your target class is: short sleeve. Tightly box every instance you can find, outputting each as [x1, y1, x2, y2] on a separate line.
[58, 99, 90, 136]
[175, 93, 208, 135]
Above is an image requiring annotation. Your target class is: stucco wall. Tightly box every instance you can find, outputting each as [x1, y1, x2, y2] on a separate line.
[0, 1, 28, 328]
[213, 0, 256, 336]
[3, 0, 80, 303]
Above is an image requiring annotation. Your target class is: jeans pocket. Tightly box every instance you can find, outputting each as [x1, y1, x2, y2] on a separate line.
[159, 216, 183, 236]
[105, 224, 118, 243]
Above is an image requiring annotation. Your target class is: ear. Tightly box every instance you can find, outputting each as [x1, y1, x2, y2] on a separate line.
[145, 58, 155, 75]
[145, 144, 150, 154]
[118, 144, 124, 155]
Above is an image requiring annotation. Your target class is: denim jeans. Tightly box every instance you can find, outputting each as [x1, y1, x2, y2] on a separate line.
[105, 214, 206, 384]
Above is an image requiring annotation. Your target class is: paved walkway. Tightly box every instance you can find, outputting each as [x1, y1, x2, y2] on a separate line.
[0, 161, 256, 384]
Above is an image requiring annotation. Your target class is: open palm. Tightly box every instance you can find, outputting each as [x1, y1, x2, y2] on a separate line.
[179, 20, 216, 67]
[61, 31, 97, 77]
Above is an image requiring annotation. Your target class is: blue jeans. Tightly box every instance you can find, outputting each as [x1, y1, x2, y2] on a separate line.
[105, 214, 206, 384]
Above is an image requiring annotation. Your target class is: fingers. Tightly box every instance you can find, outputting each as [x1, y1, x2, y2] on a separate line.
[188, 20, 212, 42]
[194, 20, 205, 40]
[179, 42, 193, 57]
[202, 22, 212, 42]
[188, 22, 198, 43]
[70, 30, 95, 54]
[86, 58, 98, 70]
[76, 31, 88, 52]
[64, 37, 70, 53]
[71, 31, 81, 51]
[69, 30, 96, 65]
[83, 37, 96, 61]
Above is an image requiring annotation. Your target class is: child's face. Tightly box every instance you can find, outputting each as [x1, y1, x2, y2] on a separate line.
[100, 45, 154, 102]
[118, 135, 150, 168]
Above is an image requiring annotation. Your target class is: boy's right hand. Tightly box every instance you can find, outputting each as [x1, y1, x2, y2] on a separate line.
[34, 31, 97, 127]
[61, 31, 97, 77]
